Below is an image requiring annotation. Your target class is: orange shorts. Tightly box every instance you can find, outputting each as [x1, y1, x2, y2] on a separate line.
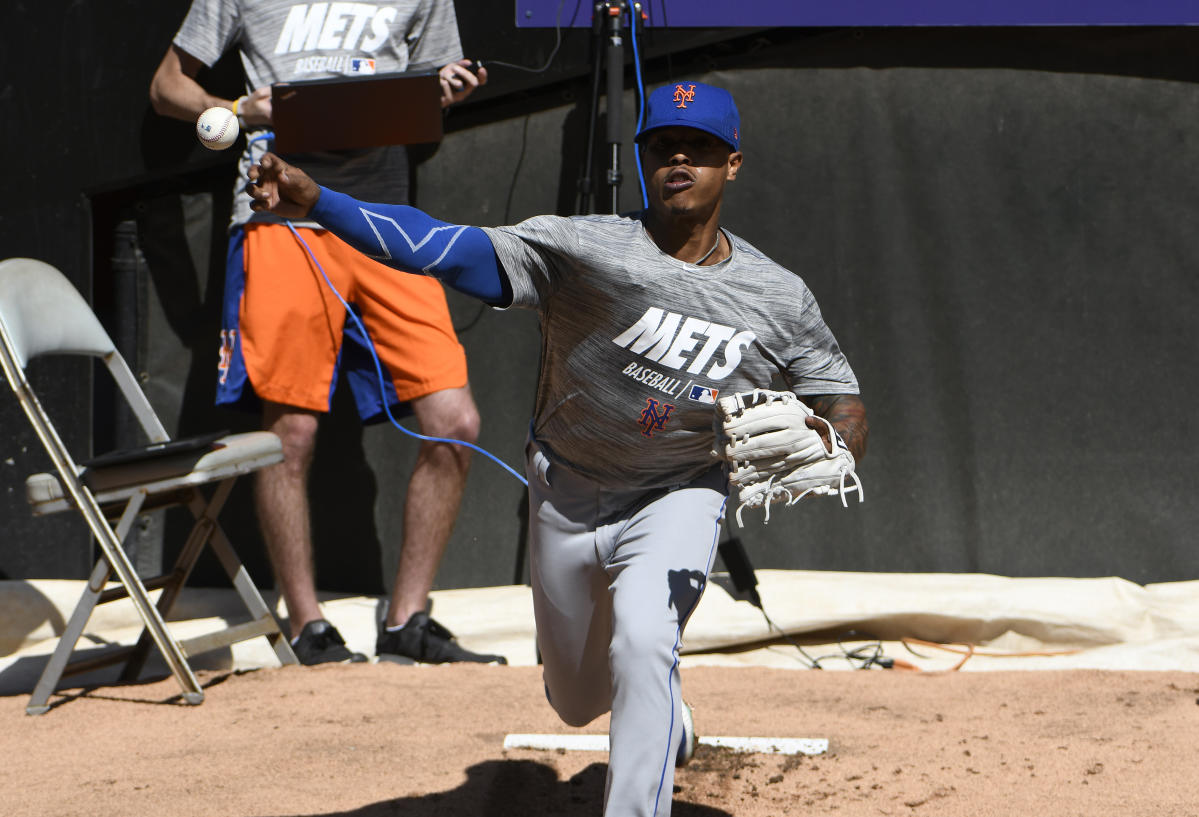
[223, 222, 467, 419]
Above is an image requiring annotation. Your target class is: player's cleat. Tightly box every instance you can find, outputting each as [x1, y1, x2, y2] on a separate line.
[677, 700, 697, 767]
[376, 611, 508, 665]
[292, 619, 368, 666]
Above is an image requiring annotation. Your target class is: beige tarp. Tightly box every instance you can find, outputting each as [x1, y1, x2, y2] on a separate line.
[2, 570, 1196, 695]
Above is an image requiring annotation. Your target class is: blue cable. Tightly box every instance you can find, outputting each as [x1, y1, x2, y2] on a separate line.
[241, 131, 527, 486]
[630, 4, 648, 209]
[283, 222, 529, 487]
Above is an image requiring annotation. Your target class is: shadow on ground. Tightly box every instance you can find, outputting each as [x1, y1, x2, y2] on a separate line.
[269, 759, 732, 817]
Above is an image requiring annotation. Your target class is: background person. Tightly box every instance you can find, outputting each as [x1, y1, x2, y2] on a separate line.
[149, 0, 504, 666]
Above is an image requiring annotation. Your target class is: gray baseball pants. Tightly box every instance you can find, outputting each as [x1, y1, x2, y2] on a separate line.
[526, 440, 727, 817]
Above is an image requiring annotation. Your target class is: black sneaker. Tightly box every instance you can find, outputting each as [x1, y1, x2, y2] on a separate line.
[376, 611, 508, 665]
[291, 619, 368, 666]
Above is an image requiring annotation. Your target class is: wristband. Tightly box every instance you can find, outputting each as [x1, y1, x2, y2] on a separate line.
[232, 95, 248, 128]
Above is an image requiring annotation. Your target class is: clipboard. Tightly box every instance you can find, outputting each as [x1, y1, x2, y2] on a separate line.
[270, 72, 443, 153]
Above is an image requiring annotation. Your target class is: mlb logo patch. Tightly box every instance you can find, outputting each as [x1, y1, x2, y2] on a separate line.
[688, 385, 718, 404]
[350, 58, 377, 75]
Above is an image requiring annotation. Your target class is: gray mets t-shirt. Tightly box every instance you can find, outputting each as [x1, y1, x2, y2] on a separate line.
[484, 214, 860, 490]
[173, 0, 463, 228]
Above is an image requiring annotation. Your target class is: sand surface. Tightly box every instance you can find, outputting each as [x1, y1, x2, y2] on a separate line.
[4, 663, 1197, 816]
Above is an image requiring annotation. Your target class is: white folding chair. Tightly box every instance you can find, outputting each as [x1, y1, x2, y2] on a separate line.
[0, 257, 297, 715]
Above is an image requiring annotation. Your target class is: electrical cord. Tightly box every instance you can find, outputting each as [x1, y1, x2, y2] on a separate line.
[743, 624, 1084, 673]
[722, 536, 889, 670]
[803, 632, 891, 671]
[755, 602, 822, 669]
[901, 637, 1081, 671]
[241, 130, 528, 487]
[283, 222, 528, 487]
[755, 599, 894, 671]
[630, 2, 648, 209]
[833, 637, 888, 669]
[824, 631, 892, 670]
[480, 0, 572, 74]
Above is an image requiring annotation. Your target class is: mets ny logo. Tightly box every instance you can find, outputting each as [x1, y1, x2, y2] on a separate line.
[673, 84, 696, 108]
[639, 398, 675, 437]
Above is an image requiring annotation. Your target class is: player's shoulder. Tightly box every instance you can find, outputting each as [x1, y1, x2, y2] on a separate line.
[485, 213, 616, 252]
[724, 229, 816, 302]
[569, 212, 644, 231]
[726, 229, 800, 276]
[496, 212, 631, 230]
[552, 212, 645, 244]
[724, 229, 773, 263]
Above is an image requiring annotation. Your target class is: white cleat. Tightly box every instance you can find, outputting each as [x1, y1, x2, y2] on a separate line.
[676, 701, 697, 768]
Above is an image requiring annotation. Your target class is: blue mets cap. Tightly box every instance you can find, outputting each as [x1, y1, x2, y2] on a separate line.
[634, 81, 740, 152]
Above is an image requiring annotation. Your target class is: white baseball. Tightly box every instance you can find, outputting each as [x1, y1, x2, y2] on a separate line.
[196, 106, 239, 151]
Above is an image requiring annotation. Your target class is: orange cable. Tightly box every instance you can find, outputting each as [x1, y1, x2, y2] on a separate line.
[900, 638, 1081, 671]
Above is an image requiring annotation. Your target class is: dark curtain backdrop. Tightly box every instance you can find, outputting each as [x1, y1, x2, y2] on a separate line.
[0, 9, 1194, 588]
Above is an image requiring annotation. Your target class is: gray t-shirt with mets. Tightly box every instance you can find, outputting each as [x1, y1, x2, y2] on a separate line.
[173, 0, 463, 227]
[483, 214, 859, 490]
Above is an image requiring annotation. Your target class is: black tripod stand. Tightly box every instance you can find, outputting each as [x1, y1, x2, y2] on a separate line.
[577, 1, 644, 215]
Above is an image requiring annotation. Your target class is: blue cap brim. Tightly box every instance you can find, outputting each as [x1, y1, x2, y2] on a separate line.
[634, 121, 738, 152]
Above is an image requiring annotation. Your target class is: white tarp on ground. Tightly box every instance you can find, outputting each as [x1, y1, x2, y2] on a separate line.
[1, 570, 1197, 695]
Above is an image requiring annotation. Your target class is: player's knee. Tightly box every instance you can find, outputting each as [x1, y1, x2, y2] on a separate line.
[546, 686, 605, 727]
[265, 410, 319, 470]
[541, 660, 610, 727]
[555, 704, 601, 728]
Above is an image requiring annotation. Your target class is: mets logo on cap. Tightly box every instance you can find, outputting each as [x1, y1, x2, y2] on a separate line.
[673, 84, 696, 108]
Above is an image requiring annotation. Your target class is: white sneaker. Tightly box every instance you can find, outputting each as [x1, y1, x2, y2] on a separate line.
[676, 701, 697, 767]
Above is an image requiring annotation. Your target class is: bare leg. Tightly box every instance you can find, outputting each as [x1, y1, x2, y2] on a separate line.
[384, 384, 480, 627]
[256, 401, 322, 639]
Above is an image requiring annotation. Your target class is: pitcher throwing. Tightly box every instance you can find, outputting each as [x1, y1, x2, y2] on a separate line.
[248, 81, 869, 817]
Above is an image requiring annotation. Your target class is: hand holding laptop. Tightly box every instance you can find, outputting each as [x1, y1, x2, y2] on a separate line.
[438, 58, 487, 107]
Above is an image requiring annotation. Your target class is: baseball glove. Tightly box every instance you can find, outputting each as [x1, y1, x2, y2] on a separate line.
[713, 388, 864, 526]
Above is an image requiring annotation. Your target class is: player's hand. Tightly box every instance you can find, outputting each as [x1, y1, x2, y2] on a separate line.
[438, 59, 487, 108]
[805, 414, 834, 454]
[238, 85, 273, 127]
[247, 152, 320, 218]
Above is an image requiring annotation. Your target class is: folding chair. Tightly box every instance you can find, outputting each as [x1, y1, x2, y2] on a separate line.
[0, 257, 297, 715]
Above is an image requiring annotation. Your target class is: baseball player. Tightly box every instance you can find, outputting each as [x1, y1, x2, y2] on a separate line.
[247, 81, 868, 817]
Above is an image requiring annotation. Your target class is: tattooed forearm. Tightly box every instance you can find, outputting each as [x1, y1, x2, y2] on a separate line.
[806, 394, 869, 462]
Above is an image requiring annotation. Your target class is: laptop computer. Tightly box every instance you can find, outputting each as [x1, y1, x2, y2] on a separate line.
[270, 71, 443, 153]
[80, 430, 230, 491]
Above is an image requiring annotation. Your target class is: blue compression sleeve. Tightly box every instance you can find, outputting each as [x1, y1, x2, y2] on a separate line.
[308, 186, 510, 305]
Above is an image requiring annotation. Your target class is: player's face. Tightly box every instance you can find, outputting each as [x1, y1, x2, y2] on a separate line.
[640, 127, 742, 220]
